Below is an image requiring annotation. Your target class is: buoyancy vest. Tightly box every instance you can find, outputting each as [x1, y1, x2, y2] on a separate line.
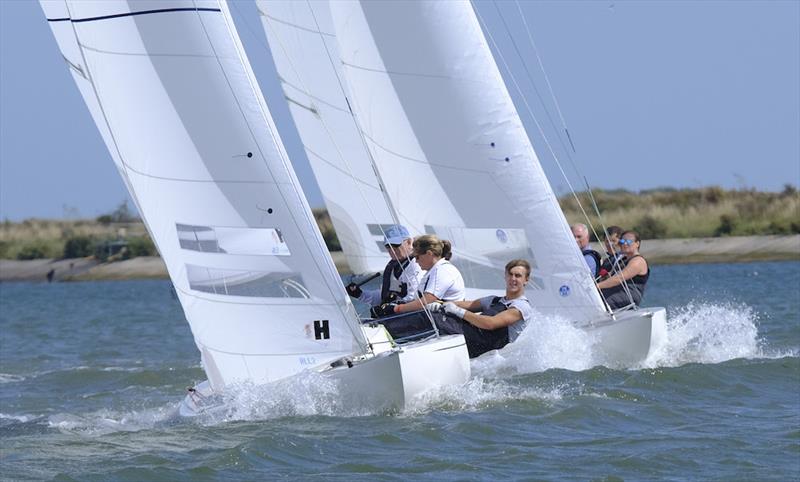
[434, 297, 514, 359]
[380, 258, 410, 304]
[601, 254, 650, 310]
[582, 247, 602, 277]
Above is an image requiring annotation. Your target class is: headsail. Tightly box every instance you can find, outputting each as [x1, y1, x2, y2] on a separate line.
[257, 0, 395, 275]
[328, 1, 607, 321]
[40, 0, 366, 390]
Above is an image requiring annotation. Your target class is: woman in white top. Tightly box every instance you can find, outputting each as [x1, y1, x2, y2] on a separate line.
[392, 234, 465, 314]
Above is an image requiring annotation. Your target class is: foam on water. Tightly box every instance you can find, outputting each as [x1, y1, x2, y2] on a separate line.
[29, 302, 788, 430]
[46, 405, 178, 436]
[644, 302, 778, 367]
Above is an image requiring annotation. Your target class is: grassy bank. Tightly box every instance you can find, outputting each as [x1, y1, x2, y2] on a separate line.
[2, 187, 798, 260]
[561, 186, 799, 239]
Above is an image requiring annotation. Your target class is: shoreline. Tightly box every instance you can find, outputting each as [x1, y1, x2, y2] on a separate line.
[1, 235, 797, 282]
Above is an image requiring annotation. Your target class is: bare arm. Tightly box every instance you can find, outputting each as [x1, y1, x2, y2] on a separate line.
[596, 256, 647, 289]
[393, 292, 440, 314]
[463, 308, 523, 330]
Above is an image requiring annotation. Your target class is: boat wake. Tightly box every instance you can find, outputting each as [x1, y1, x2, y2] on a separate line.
[9, 302, 790, 430]
[643, 301, 794, 367]
[468, 301, 792, 380]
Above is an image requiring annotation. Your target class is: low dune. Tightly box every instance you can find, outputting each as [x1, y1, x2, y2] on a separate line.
[1, 235, 797, 282]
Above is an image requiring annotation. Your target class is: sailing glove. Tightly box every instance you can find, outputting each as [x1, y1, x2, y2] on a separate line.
[370, 303, 397, 318]
[443, 302, 466, 319]
[346, 282, 362, 298]
[425, 302, 443, 313]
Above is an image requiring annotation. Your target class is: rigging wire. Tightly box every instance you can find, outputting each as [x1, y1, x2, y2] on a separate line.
[477, 0, 637, 310]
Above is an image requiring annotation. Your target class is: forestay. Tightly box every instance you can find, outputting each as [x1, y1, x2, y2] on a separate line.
[329, 0, 607, 321]
[257, 0, 395, 275]
[40, 0, 366, 390]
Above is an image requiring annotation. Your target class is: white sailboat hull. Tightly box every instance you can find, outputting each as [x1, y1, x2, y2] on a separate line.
[581, 307, 668, 368]
[179, 334, 470, 416]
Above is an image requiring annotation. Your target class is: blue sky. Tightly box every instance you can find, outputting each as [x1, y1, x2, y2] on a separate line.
[1, 0, 798, 221]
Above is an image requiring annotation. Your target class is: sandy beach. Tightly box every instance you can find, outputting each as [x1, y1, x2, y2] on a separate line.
[1, 235, 798, 282]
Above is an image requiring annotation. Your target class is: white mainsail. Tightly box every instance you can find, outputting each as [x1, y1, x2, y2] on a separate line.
[256, 0, 395, 275]
[325, 0, 608, 321]
[40, 0, 366, 390]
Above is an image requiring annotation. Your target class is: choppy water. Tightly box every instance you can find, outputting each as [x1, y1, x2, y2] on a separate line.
[1, 261, 798, 481]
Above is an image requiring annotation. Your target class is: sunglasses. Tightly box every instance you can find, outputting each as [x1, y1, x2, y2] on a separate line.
[385, 244, 402, 249]
[618, 239, 635, 246]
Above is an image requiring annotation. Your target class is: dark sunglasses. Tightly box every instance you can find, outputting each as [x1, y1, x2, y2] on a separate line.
[386, 244, 402, 249]
[618, 239, 635, 246]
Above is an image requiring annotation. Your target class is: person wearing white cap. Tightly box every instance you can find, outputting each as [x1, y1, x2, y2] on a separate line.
[346, 224, 423, 317]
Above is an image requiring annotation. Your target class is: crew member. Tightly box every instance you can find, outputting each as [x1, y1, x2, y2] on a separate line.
[596, 230, 650, 310]
[571, 223, 601, 278]
[346, 224, 423, 317]
[429, 259, 533, 358]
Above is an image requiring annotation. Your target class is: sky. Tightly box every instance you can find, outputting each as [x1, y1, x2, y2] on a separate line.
[1, 0, 798, 221]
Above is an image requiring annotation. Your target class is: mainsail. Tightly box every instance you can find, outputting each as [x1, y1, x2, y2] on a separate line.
[40, 0, 366, 390]
[257, 0, 395, 275]
[325, 0, 608, 321]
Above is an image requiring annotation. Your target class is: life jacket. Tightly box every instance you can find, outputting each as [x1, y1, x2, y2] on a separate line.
[380, 258, 410, 304]
[601, 252, 625, 275]
[435, 296, 513, 359]
[601, 255, 650, 310]
[582, 247, 602, 277]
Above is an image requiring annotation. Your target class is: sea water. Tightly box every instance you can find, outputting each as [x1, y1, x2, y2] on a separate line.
[1, 261, 798, 480]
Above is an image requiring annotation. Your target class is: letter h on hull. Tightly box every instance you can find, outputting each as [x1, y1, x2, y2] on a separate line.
[314, 320, 330, 340]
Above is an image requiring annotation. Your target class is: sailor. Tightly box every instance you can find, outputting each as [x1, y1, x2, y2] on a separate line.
[596, 230, 650, 310]
[571, 223, 601, 278]
[345, 224, 423, 318]
[598, 225, 625, 279]
[427, 259, 533, 358]
[390, 234, 465, 315]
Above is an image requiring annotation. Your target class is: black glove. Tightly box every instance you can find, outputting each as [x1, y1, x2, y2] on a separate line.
[370, 303, 397, 318]
[346, 282, 362, 298]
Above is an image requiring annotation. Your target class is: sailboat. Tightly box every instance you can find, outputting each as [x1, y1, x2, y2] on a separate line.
[39, 0, 471, 414]
[258, 0, 667, 368]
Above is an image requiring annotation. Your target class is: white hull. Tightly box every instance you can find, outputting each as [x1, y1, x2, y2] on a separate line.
[180, 333, 470, 416]
[581, 307, 668, 367]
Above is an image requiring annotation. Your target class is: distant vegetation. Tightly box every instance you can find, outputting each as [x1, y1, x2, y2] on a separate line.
[1, 187, 798, 260]
[561, 185, 800, 240]
[0, 202, 154, 261]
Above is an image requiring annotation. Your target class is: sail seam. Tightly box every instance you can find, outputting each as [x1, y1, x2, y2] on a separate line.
[280, 79, 350, 114]
[46, 7, 220, 24]
[341, 61, 452, 80]
[257, 9, 335, 38]
[360, 132, 491, 174]
[304, 147, 383, 190]
[77, 41, 223, 59]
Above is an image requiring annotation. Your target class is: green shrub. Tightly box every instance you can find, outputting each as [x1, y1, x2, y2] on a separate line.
[63, 235, 93, 258]
[16, 242, 50, 260]
[714, 215, 736, 237]
[127, 236, 157, 258]
[633, 215, 668, 239]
